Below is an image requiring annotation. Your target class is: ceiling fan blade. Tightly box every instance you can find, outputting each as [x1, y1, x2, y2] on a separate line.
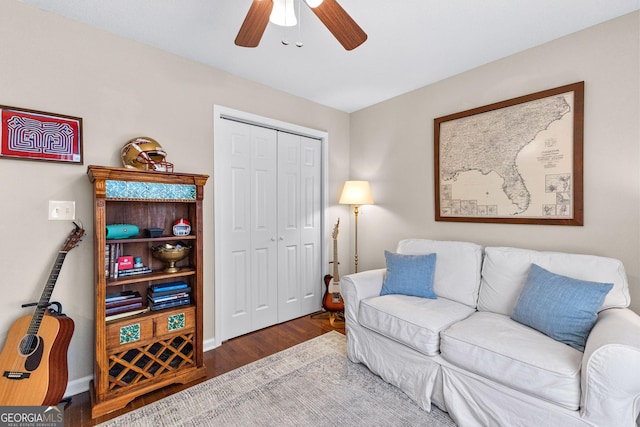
[235, 0, 274, 48]
[308, 0, 367, 50]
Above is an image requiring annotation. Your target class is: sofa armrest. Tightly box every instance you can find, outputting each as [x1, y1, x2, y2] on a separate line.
[340, 269, 386, 324]
[581, 308, 640, 427]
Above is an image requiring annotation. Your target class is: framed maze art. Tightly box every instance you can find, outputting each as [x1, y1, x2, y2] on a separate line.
[0, 105, 83, 164]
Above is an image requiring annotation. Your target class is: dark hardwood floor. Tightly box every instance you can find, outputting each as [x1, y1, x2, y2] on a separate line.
[66, 313, 345, 426]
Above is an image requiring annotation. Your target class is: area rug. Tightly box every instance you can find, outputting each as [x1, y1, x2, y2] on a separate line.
[97, 331, 456, 426]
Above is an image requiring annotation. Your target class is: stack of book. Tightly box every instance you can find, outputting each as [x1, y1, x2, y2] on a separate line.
[148, 281, 191, 311]
[117, 265, 152, 277]
[105, 244, 152, 279]
[105, 291, 147, 321]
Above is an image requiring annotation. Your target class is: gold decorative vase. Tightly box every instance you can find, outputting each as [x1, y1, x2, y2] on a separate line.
[151, 243, 190, 273]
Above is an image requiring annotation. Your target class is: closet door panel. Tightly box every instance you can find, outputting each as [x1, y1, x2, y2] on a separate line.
[250, 128, 278, 330]
[299, 137, 322, 313]
[219, 122, 253, 340]
[277, 132, 302, 322]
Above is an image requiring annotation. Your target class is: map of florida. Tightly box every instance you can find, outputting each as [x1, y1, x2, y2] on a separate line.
[439, 95, 571, 214]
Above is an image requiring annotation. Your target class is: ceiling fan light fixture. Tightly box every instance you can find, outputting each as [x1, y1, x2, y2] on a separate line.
[304, 0, 324, 8]
[235, 0, 366, 50]
[270, 0, 297, 27]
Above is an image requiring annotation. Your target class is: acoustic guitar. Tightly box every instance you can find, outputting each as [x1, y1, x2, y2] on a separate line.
[322, 219, 344, 312]
[0, 222, 83, 406]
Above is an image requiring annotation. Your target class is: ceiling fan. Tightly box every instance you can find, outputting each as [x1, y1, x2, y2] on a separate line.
[235, 0, 367, 51]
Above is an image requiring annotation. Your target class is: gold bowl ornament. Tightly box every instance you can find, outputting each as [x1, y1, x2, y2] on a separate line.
[151, 243, 190, 273]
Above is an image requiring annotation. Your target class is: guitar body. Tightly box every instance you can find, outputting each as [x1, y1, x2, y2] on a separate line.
[322, 274, 344, 312]
[323, 219, 344, 314]
[0, 223, 81, 406]
[0, 312, 75, 405]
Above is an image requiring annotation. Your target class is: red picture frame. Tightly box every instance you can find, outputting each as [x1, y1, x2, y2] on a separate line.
[0, 105, 83, 164]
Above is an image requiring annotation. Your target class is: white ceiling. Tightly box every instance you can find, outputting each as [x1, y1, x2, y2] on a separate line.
[18, 0, 640, 112]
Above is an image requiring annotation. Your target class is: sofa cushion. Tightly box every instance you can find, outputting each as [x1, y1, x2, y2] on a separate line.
[478, 246, 630, 316]
[359, 294, 475, 356]
[511, 264, 613, 351]
[380, 251, 437, 298]
[441, 312, 583, 410]
[396, 239, 482, 308]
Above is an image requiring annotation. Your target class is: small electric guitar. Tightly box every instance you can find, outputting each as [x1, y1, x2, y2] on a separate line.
[323, 219, 344, 312]
[0, 222, 83, 406]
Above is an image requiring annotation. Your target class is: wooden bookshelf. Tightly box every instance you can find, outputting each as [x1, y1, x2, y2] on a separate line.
[87, 165, 208, 418]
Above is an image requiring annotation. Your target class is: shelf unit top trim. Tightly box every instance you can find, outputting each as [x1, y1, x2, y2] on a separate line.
[105, 180, 196, 201]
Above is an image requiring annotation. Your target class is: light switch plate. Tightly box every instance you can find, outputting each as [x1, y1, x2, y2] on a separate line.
[48, 200, 76, 220]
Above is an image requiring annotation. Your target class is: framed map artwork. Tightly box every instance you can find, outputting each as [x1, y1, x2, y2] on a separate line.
[0, 105, 83, 164]
[434, 81, 584, 225]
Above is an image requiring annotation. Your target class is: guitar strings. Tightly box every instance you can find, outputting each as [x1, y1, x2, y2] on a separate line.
[2, 226, 81, 389]
[8, 251, 67, 375]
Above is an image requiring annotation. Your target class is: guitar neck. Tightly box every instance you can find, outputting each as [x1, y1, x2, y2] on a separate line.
[27, 251, 67, 335]
[332, 239, 339, 282]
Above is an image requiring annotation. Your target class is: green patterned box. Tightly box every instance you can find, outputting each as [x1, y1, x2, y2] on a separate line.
[168, 313, 185, 331]
[120, 323, 141, 344]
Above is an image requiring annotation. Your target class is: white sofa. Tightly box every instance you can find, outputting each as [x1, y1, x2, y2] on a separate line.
[341, 239, 640, 427]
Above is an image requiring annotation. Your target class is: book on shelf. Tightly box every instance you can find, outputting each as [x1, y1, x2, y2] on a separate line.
[106, 301, 144, 316]
[106, 295, 143, 309]
[150, 281, 189, 293]
[148, 292, 190, 304]
[116, 266, 153, 277]
[106, 307, 149, 322]
[108, 243, 122, 278]
[105, 242, 152, 279]
[105, 290, 138, 303]
[105, 244, 110, 279]
[149, 287, 192, 298]
[149, 296, 191, 311]
[105, 291, 147, 320]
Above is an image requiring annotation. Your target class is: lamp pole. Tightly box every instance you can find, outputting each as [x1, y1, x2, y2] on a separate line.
[354, 204, 360, 273]
[339, 180, 374, 275]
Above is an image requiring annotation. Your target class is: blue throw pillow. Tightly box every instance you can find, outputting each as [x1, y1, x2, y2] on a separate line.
[380, 251, 437, 299]
[511, 263, 613, 351]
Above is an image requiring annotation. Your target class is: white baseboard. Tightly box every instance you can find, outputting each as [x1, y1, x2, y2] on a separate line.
[64, 339, 221, 398]
[64, 374, 92, 398]
[203, 337, 220, 352]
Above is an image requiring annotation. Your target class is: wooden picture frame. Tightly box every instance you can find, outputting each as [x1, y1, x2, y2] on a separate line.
[434, 81, 584, 225]
[0, 105, 83, 164]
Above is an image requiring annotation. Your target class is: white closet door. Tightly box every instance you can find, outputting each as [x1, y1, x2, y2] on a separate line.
[298, 135, 322, 315]
[276, 132, 302, 322]
[218, 120, 278, 340]
[250, 127, 279, 331]
[277, 132, 322, 322]
[216, 114, 323, 341]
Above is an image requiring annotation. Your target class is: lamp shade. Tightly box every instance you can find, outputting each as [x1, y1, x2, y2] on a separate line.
[339, 181, 374, 205]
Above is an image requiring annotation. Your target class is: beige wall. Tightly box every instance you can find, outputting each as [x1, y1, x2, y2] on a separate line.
[0, 0, 350, 393]
[349, 11, 640, 313]
[1, 0, 638, 396]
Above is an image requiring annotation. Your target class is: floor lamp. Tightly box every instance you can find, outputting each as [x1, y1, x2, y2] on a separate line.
[339, 180, 374, 273]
